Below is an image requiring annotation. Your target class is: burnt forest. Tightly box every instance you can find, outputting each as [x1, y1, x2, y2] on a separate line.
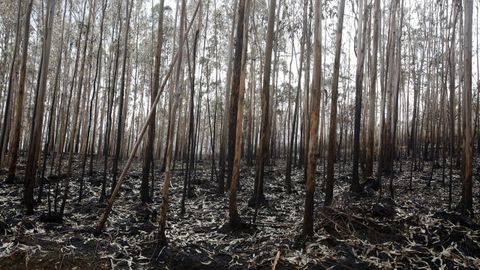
[0, 0, 480, 269]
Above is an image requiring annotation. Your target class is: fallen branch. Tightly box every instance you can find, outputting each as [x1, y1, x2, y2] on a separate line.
[272, 250, 281, 270]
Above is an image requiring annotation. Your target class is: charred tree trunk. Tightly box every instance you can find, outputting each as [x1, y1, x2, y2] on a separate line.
[6, 0, 34, 183]
[141, 0, 165, 203]
[351, 0, 368, 193]
[365, 0, 380, 177]
[325, 0, 346, 206]
[252, 0, 276, 214]
[24, 0, 56, 214]
[459, 0, 473, 214]
[303, 0, 322, 237]
[0, 0, 22, 165]
[228, 0, 248, 229]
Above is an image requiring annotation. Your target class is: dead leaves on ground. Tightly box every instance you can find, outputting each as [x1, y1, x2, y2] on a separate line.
[0, 160, 479, 269]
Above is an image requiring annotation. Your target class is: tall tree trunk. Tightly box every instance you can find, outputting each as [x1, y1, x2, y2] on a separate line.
[252, 0, 276, 214]
[66, 0, 93, 177]
[460, 0, 473, 213]
[79, 0, 107, 202]
[95, 1, 201, 236]
[61, 0, 93, 210]
[378, 0, 398, 184]
[228, 0, 248, 228]
[142, 0, 165, 203]
[285, 0, 308, 192]
[111, 0, 133, 195]
[38, 0, 69, 204]
[303, 0, 322, 236]
[218, 0, 238, 193]
[365, 0, 380, 177]
[6, 0, 34, 183]
[351, 0, 368, 193]
[24, 0, 56, 214]
[181, 11, 201, 215]
[158, 0, 189, 245]
[100, 1, 123, 202]
[325, 0, 346, 206]
[0, 0, 22, 165]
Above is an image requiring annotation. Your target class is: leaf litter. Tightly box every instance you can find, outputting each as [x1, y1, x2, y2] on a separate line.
[0, 158, 479, 269]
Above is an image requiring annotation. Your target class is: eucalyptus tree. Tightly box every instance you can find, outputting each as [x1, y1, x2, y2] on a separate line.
[0, 0, 22, 166]
[111, 0, 133, 196]
[38, 0, 69, 204]
[141, 0, 165, 203]
[325, 0, 346, 207]
[101, 0, 122, 201]
[181, 0, 202, 215]
[378, 0, 401, 183]
[303, 0, 322, 237]
[460, 0, 473, 214]
[158, 0, 188, 245]
[66, 0, 94, 179]
[252, 0, 276, 213]
[365, 0, 380, 177]
[95, 0, 201, 237]
[24, 0, 56, 214]
[285, 0, 308, 193]
[351, 0, 368, 193]
[218, 0, 238, 194]
[6, 0, 34, 184]
[442, 0, 458, 207]
[79, 0, 108, 202]
[228, 0, 249, 229]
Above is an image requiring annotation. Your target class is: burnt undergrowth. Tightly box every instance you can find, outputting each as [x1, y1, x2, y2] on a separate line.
[0, 157, 479, 269]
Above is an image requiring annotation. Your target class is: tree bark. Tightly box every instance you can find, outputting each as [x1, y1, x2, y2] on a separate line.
[24, 0, 56, 214]
[141, 0, 165, 203]
[6, 0, 34, 183]
[0, 0, 22, 165]
[252, 0, 276, 214]
[303, 0, 322, 236]
[228, 0, 248, 228]
[285, 0, 308, 192]
[351, 0, 368, 193]
[365, 0, 380, 177]
[325, 0, 346, 206]
[460, 0, 473, 213]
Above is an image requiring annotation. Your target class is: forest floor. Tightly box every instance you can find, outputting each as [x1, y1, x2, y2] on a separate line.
[1, 157, 480, 269]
